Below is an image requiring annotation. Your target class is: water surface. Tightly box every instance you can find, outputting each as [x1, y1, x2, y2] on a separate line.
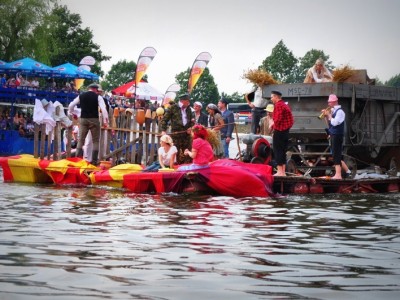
[0, 179, 399, 299]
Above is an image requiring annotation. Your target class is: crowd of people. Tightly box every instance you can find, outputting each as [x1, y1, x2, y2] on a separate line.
[1, 58, 350, 178]
[0, 73, 81, 93]
[0, 108, 35, 137]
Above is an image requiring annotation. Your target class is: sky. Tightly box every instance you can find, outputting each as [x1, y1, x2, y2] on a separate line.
[59, 0, 400, 95]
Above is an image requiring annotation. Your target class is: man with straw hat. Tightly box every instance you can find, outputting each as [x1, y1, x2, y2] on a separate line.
[260, 104, 274, 136]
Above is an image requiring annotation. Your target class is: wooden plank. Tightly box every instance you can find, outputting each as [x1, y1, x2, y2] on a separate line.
[40, 124, 46, 159]
[34, 123, 39, 158]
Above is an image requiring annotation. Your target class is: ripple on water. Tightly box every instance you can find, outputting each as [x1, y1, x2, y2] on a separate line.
[0, 182, 399, 299]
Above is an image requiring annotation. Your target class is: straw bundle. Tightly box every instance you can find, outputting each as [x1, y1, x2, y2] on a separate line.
[242, 69, 278, 86]
[205, 129, 220, 151]
[332, 65, 356, 82]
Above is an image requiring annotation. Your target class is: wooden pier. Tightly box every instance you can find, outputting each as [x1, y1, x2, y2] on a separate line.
[273, 175, 400, 194]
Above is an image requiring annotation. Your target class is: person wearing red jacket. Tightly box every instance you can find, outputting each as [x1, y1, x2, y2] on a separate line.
[270, 90, 294, 176]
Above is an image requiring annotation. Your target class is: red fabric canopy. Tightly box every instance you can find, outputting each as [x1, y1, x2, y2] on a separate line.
[111, 80, 164, 102]
[112, 80, 143, 96]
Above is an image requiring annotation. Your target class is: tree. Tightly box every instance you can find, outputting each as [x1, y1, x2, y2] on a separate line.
[260, 40, 298, 83]
[221, 92, 245, 104]
[101, 60, 137, 92]
[0, 1, 110, 77]
[175, 67, 219, 105]
[385, 74, 400, 87]
[0, 0, 53, 61]
[295, 49, 333, 83]
[34, 4, 110, 76]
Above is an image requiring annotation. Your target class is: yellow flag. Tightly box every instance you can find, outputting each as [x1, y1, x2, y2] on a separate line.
[134, 47, 157, 87]
[188, 52, 212, 93]
[75, 78, 85, 90]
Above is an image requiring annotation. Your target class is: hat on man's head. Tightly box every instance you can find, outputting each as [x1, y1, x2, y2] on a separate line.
[265, 104, 274, 112]
[206, 103, 222, 114]
[328, 94, 338, 103]
[219, 98, 229, 105]
[271, 90, 282, 96]
[88, 83, 100, 90]
[179, 93, 190, 101]
[41, 99, 49, 107]
[206, 103, 218, 110]
[194, 101, 202, 108]
[160, 134, 174, 145]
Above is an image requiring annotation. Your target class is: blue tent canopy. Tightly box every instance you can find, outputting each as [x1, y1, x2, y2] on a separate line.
[51, 63, 99, 80]
[2, 57, 55, 77]
[0, 60, 7, 70]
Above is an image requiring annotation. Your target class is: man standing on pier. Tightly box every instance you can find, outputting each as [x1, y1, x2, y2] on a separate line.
[270, 90, 293, 176]
[68, 83, 108, 166]
[160, 93, 194, 164]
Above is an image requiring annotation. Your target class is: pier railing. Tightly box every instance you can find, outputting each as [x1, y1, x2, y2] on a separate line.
[33, 107, 161, 166]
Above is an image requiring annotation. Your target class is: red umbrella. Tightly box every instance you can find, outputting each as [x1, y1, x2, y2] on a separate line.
[111, 80, 164, 103]
[112, 80, 141, 96]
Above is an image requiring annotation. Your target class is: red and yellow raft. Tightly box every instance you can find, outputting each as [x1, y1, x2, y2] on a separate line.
[0, 155, 275, 197]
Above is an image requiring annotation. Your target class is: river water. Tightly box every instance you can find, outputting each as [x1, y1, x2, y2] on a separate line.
[0, 170, 399, 300]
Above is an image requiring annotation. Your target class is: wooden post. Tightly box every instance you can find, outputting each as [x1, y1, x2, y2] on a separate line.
[130, 112, 138, 163]
[40, 124, 46, 159]
[144, 109, 152, 165]
[34, 123, 40, 158]
[148, 114, 157, 164]
[125, 109, 133, 163]
[46, 129, 52, 160]
[234, 123, 243, 161]
[53, 122, 61, 160]
[66, 127, 72, 158]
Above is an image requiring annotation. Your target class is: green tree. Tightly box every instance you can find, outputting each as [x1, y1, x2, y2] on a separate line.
[0, 0, 53, 61]
[101, 60, 137, 92]
[296, 49, 333, 83]
[385, 74, 400, 87]
[175, 67, 219, 105]
[221, 91, 245, 103]
[260, 40, 298, 83]
[32, 4, 110, 76]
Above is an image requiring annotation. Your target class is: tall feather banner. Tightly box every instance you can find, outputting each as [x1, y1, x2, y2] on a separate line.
[162, 83, 181, 107]
[76, 57, 95, 90]
[187, 52, 212, 94]
[135, 47, 157, 86]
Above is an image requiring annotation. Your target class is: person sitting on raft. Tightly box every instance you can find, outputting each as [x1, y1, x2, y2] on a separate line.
[144, 134, 177, 171]
[178, 124, 214, 171]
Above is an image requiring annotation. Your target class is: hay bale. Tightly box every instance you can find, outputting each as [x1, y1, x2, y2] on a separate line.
[242, 69, 278, 86]
[333, 65, 356, 83]
[206, 129, 220, 151]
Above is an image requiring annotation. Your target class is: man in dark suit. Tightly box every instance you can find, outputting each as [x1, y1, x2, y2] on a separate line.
[68, 83, 109, 166]
[160, 93, 194, 164]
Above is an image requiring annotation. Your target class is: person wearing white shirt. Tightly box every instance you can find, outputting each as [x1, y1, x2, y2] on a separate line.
[68, 83, 108, 166]
[245, 85, 268, 134]
[304, 58, 333, 83]
[323, 94, 351, 179]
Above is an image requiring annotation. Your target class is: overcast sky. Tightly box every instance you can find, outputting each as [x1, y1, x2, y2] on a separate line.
[59, 0, 400, 95]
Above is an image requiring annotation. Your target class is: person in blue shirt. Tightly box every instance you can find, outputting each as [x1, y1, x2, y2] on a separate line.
[218, 98, 235, 158]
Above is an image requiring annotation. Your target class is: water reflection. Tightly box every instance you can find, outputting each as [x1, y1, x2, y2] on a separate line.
[0, 182, 399, 299]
